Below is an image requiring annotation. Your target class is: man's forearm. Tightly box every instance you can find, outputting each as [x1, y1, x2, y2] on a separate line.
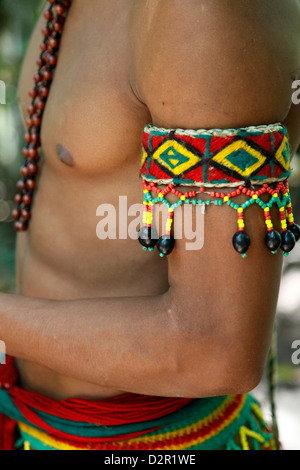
[0, 288, 267, 398]
[0, 291, 205, 397]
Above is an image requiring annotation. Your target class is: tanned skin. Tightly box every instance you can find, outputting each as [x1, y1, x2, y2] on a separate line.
[1, 0, 300, 400]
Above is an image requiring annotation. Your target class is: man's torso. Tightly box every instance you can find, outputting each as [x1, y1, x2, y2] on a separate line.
[16, 0, 300, 400]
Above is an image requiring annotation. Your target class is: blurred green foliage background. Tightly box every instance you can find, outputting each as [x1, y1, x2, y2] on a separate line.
[0, 0, 43, 291]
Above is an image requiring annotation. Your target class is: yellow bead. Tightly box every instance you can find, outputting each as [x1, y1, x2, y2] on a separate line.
[181, 196, 186, 201]
[224, 196, 229, 202]
[264, 207, 270, 212]
[24, 441, 31, 451]
[252, 194, 258, 200]
[237, 208, 244, 213]
[159, 193, 163, 198]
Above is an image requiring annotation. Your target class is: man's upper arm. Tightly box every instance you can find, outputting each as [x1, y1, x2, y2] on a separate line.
[128, 0, 300, 385]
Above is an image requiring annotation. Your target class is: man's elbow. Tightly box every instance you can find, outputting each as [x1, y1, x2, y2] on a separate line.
[166, 306, 266, 398]
[173, 347, 264, 399]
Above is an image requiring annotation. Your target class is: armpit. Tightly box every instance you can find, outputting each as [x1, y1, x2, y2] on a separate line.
[137, 123, 300, 258]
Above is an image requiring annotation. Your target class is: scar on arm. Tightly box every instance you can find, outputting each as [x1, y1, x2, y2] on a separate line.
[56, 143, 75, 167]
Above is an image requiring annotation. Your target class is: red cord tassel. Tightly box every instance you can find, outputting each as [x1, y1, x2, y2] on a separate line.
[0, 356, 19, 450]
[0, 356, 193, 449]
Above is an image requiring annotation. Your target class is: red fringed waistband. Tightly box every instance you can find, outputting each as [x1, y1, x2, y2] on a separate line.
[0, 356, 193, 450]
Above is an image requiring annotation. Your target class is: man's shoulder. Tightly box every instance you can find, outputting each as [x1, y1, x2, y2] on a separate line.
[129, 0, 300, 129]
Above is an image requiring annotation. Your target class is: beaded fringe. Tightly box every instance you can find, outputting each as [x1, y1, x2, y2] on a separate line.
[138, 179, 299, 258]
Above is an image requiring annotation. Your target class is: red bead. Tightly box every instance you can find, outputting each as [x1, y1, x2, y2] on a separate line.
[43, 10, 53, 20]
[27, 163, 38, 174]
[34, 72, 42, 83]
[14, 221, 24, 232]
[40, 42, 47, 52]
[47, 54, 57, 66]
[21, 209, 31, 220]
[39, 86, 49, 98]
[24, 133, 31, 143]
[16, 180, 25, 191]
[30, 132, 40, 144]
[14, 194, 22, 204]
[48, 37, 58, 49]
[12, 209, 20, 220]
[53, 22, 62, 32]
[28, 148, 38, 159]
[42, 26, 51, 36]
[32, 115, 41, 126]
[22, 148, 29, 157]
[27, 104, 36, 115]
[43, 70, 52, 81]
[55, 5, 65, 15]
[20, 166, 29, 177]
[22, 194, 32, 205]
[29, 88, 38, 98]
[36, 99, 45, 110]
[26, 180, 36, 190]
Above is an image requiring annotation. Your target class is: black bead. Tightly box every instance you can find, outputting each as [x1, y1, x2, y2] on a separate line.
[288, 224, 300, 242]
[157, 235, 175, 256]
[138, 226, 157, 249]
[232, 232, 251, 254]
[265, 230, 281, 252]
[281, 230, 296, 253]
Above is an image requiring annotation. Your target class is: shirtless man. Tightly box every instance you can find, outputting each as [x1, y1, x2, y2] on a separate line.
[0, 0, 300, 450]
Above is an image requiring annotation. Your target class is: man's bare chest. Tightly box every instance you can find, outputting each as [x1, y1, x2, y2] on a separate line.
[18, 0, 150, 177]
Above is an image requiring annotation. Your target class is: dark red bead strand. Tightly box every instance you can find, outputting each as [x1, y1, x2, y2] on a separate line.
[13, 0, 72, 231]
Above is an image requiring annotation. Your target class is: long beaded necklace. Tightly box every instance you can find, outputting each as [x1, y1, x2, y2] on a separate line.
[12, 0, 72, 231]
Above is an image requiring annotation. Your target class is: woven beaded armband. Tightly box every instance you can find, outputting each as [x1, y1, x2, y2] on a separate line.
[138, 124, 300, 258]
